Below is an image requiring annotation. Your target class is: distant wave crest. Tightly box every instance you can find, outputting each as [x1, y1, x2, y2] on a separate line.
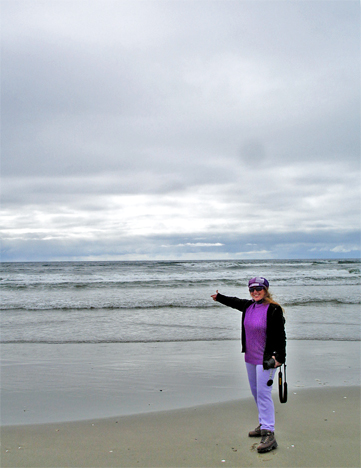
[1, 296, 360, 311]
[1, 337, 359, 344]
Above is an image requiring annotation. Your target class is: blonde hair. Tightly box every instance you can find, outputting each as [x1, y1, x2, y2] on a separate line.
[263, 289, 286, 317]
[263, 289, 279, 305]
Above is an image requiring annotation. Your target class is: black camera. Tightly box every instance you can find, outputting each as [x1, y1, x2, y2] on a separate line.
[263, 358, 275, 369]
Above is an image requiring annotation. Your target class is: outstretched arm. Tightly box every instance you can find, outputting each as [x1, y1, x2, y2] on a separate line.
[211, 291, 252, 312]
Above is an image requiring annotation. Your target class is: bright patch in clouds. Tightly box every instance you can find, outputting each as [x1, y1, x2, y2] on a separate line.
[176, 243, 224, 247]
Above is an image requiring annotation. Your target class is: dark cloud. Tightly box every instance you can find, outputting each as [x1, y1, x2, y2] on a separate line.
[240, 139, 267, 165]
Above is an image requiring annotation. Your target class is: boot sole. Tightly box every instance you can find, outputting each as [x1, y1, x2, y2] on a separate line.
[257, 441, 278, 453]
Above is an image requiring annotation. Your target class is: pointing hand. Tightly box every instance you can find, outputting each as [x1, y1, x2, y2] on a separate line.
[211, 290, 219, 301]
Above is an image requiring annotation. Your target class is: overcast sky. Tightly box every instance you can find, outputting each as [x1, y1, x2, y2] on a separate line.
[2, 0, 360, 262]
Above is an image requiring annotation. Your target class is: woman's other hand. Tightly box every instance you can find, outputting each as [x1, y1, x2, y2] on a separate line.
[211, 290, 219, 301]
[272, 356, 282, 367]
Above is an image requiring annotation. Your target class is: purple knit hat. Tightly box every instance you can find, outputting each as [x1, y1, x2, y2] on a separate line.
[248, 277, 269, 289]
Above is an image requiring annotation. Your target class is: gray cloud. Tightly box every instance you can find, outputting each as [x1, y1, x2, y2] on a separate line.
[1, 0, 360, 261]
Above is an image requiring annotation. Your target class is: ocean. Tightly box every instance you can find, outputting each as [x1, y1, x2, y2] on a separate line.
[1, 259, 360, 343]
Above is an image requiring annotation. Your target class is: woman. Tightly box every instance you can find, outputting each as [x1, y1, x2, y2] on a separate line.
[211, 276, 286, 453]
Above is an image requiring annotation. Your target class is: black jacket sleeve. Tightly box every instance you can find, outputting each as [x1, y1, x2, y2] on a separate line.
[215, 293, 252, 312]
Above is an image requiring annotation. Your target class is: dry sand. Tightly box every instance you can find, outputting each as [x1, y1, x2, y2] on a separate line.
[1, 386, 359, 468]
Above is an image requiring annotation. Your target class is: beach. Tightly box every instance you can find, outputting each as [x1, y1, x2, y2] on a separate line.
[1, 260, 360, 466]
[1, 340, 360, 467]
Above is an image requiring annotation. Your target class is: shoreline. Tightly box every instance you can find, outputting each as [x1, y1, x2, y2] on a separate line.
[1, 386, 360, 467]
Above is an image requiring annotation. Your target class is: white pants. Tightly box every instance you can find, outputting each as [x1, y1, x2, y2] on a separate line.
[245, 362, 276, 432]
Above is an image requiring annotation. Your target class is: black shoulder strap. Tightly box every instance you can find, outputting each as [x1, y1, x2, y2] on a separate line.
[278, 363, 288, 403]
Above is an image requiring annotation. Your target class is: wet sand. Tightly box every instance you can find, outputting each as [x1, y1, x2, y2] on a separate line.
[1, 386, 359, 467]
[1, 340, 360, 426]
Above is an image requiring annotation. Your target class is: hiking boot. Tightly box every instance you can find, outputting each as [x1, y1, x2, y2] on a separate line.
[257, 430, 278, 453]
[248, 424, 262, 437]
